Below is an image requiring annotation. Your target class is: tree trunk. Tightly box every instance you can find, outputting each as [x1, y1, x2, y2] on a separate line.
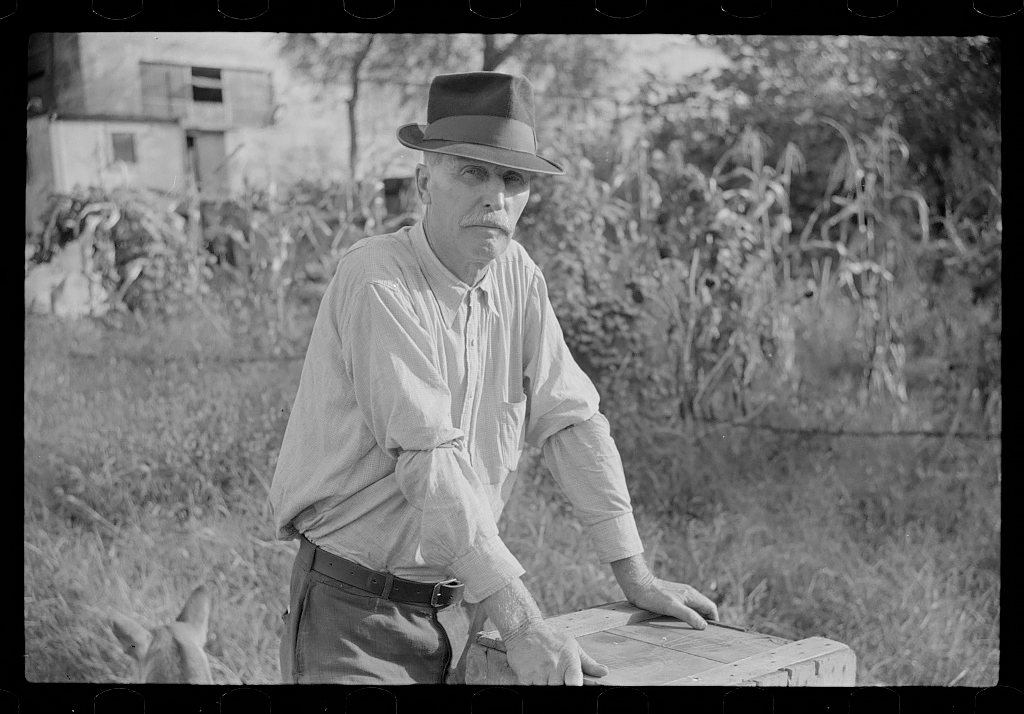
[481, 34, 525, 71]
[483, 35, 498, 71]
[347, 34, 377, 190]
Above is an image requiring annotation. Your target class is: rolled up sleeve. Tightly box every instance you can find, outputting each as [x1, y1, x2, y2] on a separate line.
[522, 268, 644, 564]
[343, 281, 524, 602]
[543, 412, 644, 563]
[522, 268, 602, 446]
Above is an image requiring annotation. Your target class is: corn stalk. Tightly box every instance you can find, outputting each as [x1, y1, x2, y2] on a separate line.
[807, 116, 912, 408]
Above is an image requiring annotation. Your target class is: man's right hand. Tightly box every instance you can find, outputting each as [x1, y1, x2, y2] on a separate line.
[504, 620, 609, 685]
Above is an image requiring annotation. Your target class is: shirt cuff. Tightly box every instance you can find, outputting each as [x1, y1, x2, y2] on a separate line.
[585, 513, 645, 564]
[449, 534, 526, 603]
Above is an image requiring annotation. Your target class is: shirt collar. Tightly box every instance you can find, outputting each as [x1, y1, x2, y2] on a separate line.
[409, 221, 499, 328]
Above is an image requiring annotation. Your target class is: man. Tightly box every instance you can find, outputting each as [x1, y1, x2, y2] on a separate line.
[269, 72, 718, 686]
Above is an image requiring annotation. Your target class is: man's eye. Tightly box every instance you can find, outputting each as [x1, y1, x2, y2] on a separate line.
[505, 174, 526, 185]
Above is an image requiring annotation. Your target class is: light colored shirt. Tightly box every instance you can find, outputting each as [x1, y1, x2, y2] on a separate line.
[269, 221, 643, 603]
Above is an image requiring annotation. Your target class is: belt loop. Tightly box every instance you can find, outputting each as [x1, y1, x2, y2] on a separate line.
[380, 572, 395, 599]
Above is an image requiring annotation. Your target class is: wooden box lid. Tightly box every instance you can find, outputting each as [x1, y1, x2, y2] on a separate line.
[466, 601, 856, 686]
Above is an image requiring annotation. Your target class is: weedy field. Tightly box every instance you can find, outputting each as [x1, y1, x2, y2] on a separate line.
[24, 308, 999, 686]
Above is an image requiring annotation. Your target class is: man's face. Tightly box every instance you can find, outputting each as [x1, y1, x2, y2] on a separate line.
[417, 155, 532, 284]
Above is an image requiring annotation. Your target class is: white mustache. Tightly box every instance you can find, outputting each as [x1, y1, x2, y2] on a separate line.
[461, 216, 513, 234]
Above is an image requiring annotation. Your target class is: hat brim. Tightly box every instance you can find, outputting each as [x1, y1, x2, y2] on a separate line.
[397, 124, 565, 176]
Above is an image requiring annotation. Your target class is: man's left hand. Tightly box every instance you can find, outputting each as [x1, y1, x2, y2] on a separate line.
[624, 577, 720, 630]
[610, 554, 719, 630]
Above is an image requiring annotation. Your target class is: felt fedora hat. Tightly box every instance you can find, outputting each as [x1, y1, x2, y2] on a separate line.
[397, 72, 565, 175]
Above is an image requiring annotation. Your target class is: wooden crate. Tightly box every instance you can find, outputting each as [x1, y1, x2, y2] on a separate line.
[466, 601, 856, 686]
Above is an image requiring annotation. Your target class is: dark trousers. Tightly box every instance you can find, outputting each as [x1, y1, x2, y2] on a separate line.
[279, 537, 485, 684]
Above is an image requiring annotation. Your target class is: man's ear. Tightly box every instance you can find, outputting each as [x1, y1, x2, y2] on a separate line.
[415, 164, 431, 205]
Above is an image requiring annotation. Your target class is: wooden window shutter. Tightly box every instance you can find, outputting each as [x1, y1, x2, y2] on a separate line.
[140, 62, 190, 119]
[223, 69, 274, 127]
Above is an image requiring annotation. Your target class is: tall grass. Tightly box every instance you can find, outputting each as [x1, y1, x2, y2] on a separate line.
[24, 310, 299, 684]
[24, 296, 998, 685]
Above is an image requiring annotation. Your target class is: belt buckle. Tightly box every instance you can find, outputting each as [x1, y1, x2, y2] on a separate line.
[430, 578, 461, 607]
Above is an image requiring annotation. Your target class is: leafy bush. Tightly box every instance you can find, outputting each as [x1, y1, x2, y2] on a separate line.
[517, 152, 648, 404]
[523, 88, 999, 440]
[25, 178, 417, 353]
[672, 36, 999, 227]
[520, 126, 803, 426]
[626, 35, 1000, 428]
[199, 178, 411, 354]
[28, 188, 213, 317]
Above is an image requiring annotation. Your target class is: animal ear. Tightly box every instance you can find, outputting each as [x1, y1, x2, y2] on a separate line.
[110, 614, 152, 662]
[176, 585, 212, 639]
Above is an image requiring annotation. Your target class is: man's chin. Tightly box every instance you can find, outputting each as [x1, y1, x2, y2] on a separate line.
[480, 236, 511, 257]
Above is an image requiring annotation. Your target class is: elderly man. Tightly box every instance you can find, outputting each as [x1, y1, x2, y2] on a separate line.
[270, 72, 718, 686]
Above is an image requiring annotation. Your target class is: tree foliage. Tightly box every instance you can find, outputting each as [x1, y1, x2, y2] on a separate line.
[519, 36, 1000, 436]
[668, 36, 1000, 223]
[279, 34, 626, 180]
[280, 34, 473, 183]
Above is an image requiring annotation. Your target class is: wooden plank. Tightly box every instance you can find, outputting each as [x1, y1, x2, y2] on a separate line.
[765, 658, 818, 687]
[759, 647, 857, 687]
[468, 602, 856, 686]
[608, 617, 791, 664]
[467, 629, 724, 687]
[476, 601, 663, 652]
[467, 634, 855, 686]
[750, 668, 792, 687]
[574, 630, 725, 686]
[669, 636, 856, 686]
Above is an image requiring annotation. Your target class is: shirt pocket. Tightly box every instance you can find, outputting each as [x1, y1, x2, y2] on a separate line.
[498, 396, 528, 473]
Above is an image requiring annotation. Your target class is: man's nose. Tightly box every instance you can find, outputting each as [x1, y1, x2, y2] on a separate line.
[480, 174, 509, 208]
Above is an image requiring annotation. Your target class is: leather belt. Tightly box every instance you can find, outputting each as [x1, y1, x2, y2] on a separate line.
[300, 536, 464, 608]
